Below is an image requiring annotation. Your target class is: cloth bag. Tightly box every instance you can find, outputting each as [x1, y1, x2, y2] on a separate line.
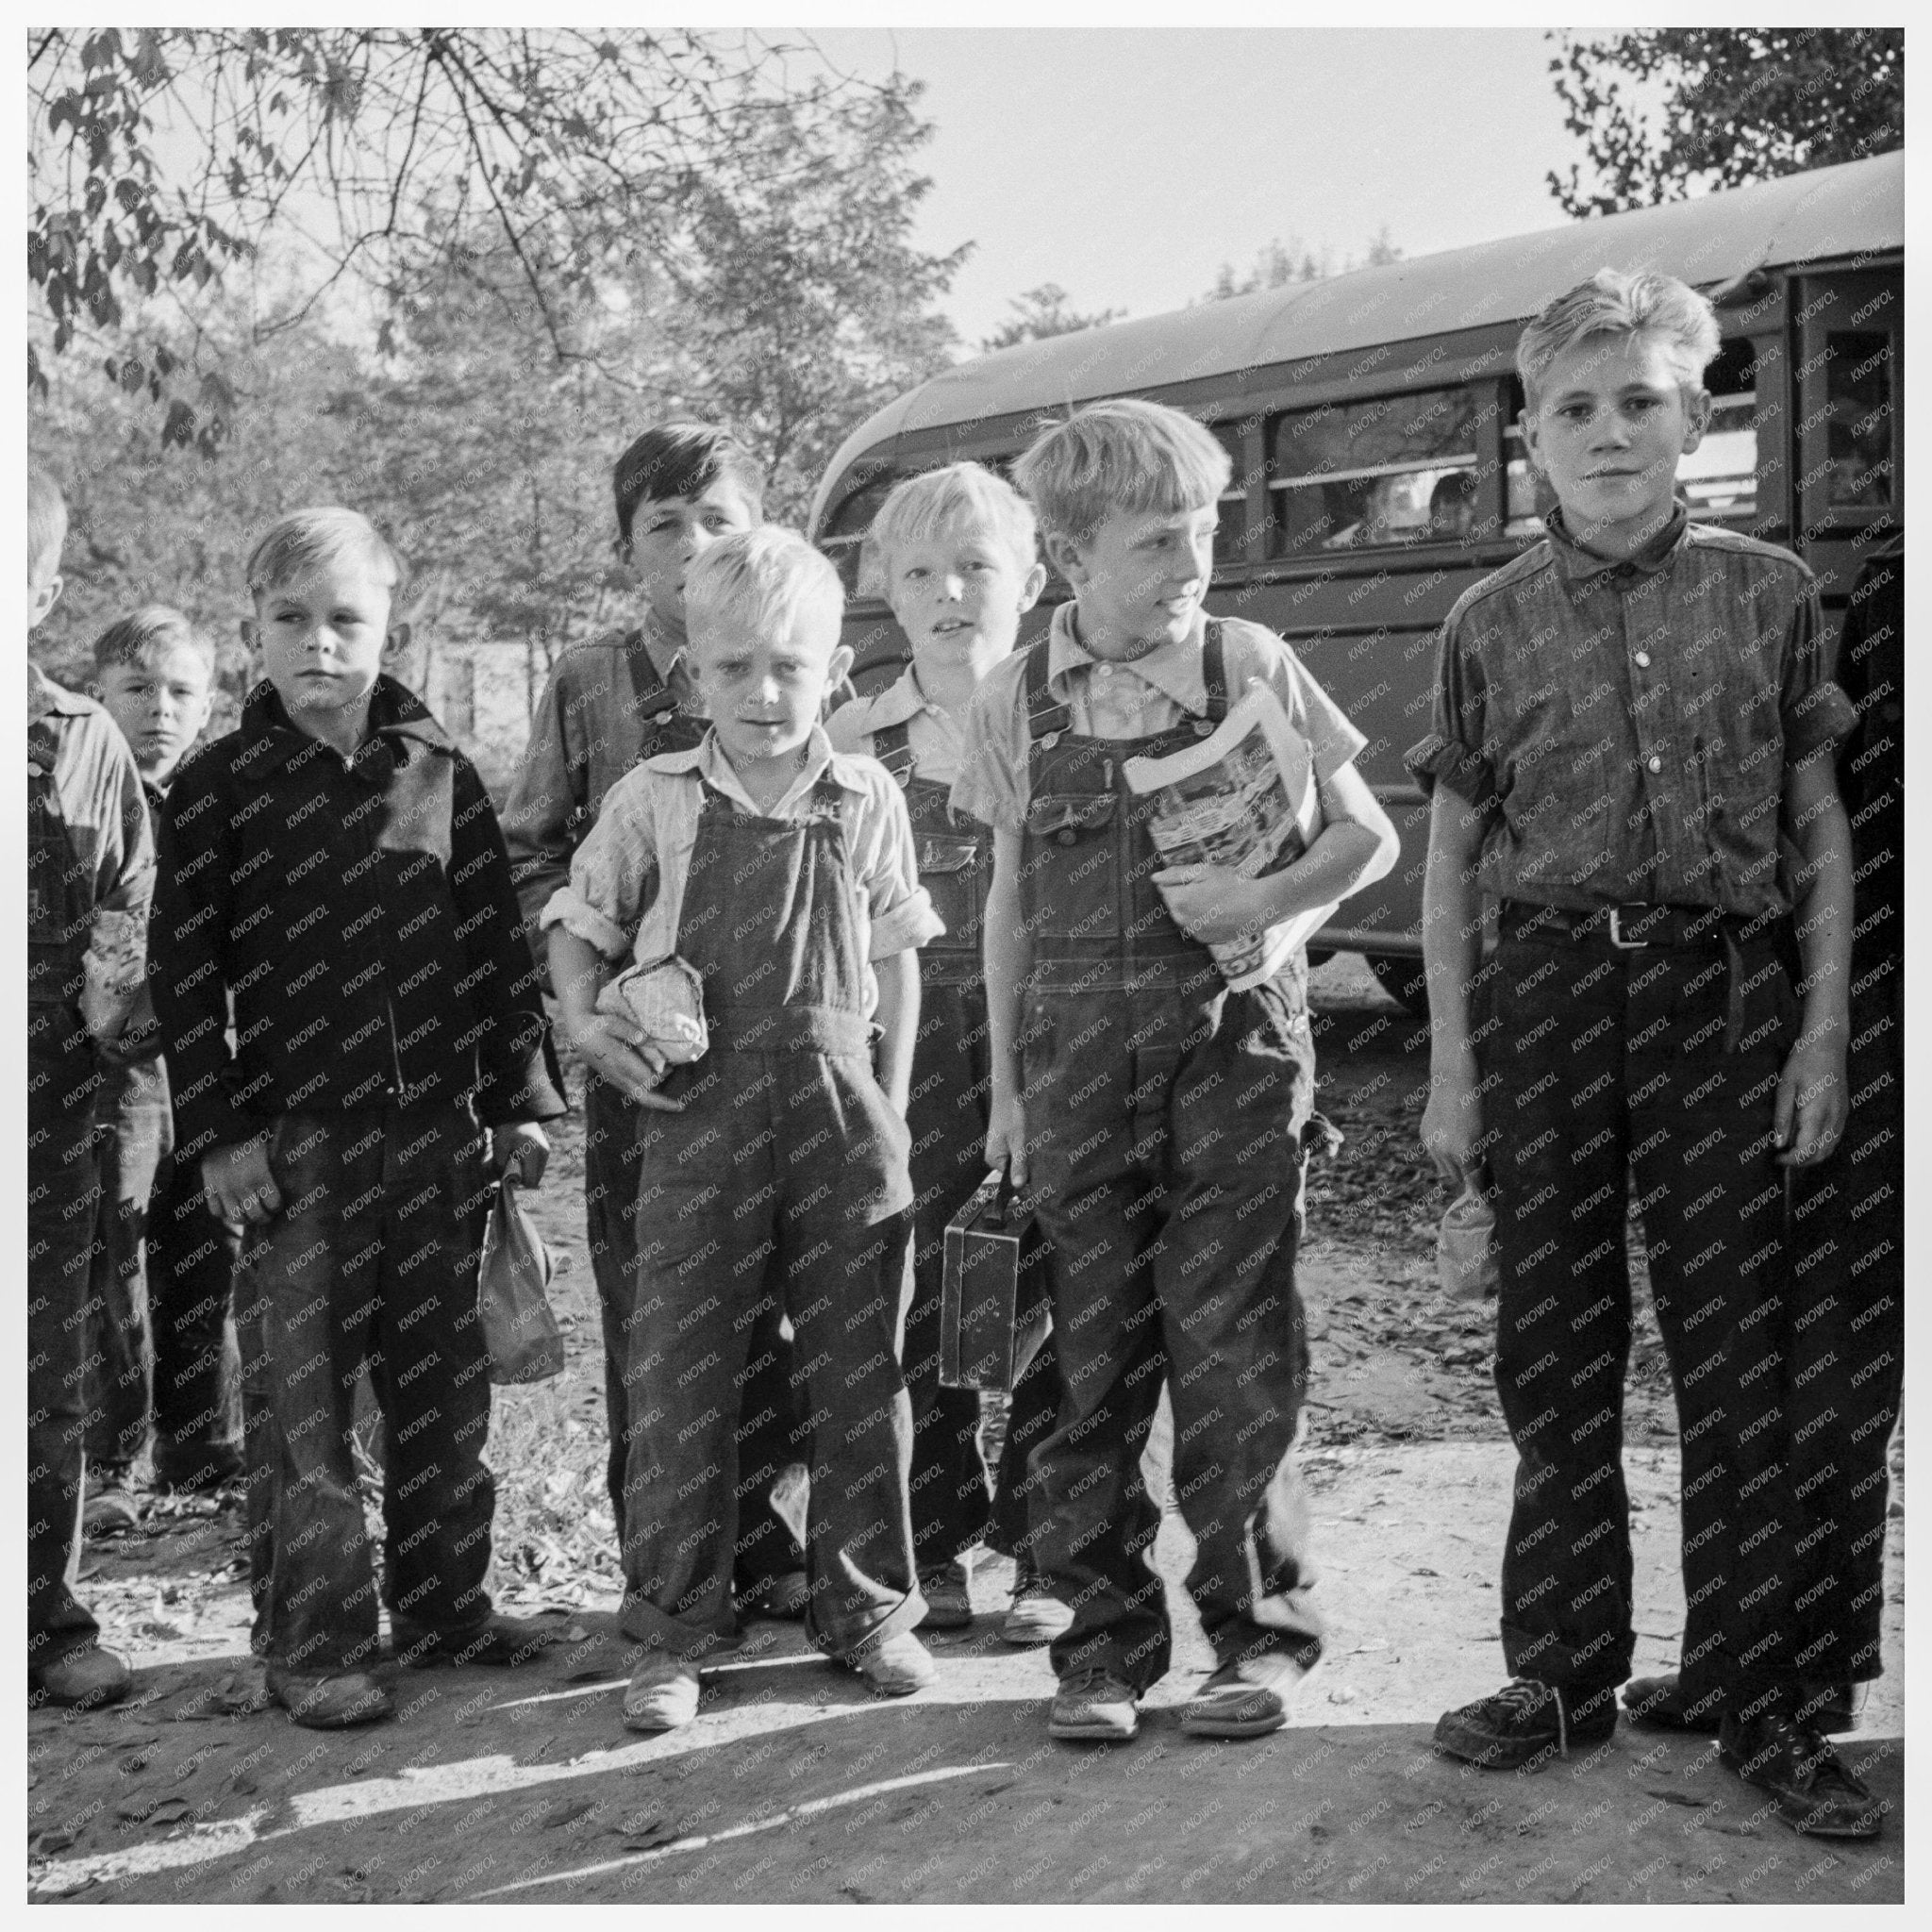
[1437, 1166, 1499, 1301]
[602, 954, 708, 1084]
[478, 1174, 566, 1384]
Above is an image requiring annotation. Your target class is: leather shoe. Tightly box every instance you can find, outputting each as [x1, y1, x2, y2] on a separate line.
[265, 1662, 392, 1729]
[1720, 1706, 1883, 1839]
[30, 1641, 132, 1710]
[624, 1654, 701, 1732]
[844, 1630, 936, 1697]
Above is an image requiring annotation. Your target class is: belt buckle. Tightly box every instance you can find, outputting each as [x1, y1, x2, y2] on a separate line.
[1607, 906, 1650, 950]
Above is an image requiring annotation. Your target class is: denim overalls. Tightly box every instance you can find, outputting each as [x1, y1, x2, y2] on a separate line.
[1015, 625, 1324, 1689]
[619, 774, 922, 1660]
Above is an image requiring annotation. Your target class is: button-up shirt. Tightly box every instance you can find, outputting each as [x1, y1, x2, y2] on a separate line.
[541, 726, 942, 1019]
[826, 665, 970, 784]
[1405, 505, 1857, 916]
[952, 603, 1367, 832]
[153, 675, 565, 1159]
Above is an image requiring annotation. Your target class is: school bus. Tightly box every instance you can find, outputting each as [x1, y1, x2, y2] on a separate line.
[807, 151, 1904, 1010]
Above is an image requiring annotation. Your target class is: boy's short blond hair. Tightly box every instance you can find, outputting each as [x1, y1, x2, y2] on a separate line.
[92, 605, 218, 676]
[866, 462, 1039, 590]
[28, 463, 67, 591]
[1517, 268, 1722, 408]
[1012, 397, 1230, 546]
[244, 507, 408, 604]
[685, 526, 843, 652]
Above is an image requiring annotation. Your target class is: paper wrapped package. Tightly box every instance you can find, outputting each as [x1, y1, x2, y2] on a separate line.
[600, 954, 708, 1081]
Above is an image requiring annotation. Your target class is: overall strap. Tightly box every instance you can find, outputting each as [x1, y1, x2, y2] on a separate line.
[1023, 634, 1072, 744]
[624, 632, 682, 721]
[1202, 620, 1229, 724]
[872, 718, 917, 788]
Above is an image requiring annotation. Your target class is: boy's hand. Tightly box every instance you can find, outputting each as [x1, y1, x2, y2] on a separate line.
[1774, 1031, 1847, 1167]
[986, 1090, 1028, 1189]
[491, 1123, 550, 1188]
[1421, 1058, 1485, 1184]
[558, 1008, 682, 1112]
[203, 1138, 284, 1226]
[1152, 863, 1274, 947]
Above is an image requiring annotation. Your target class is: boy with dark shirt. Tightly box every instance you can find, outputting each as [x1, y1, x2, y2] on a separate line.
[26, 466, 155, 1710]
[1411, 270, 1878, 1838]
[153, 508, 567, 1727]
[503, 423, 809, 1618]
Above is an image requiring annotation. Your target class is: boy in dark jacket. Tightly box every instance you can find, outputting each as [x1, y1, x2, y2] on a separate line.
[152, 508, 567, 1728]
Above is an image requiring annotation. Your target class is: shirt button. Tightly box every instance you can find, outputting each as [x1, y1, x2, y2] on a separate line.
[1634, 651, 1651, 669]
[1646, 755, 1662, 774]
[1058, 829, 1077, 845]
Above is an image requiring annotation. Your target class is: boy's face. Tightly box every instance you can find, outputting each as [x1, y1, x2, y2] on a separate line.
[688, 608, 852, 773]
[249, 552, 404, 740]
[1050, 502, 1218, 657]
[629, 478, 760, 633]
[95, 643, 215, 784]
[884, 521, 1046, 677]
[1524, 331, 1710, 551]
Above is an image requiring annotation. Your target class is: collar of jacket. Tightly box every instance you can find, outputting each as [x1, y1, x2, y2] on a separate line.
[237, 674, 453, 779]
[1545, 499, 1690, 583]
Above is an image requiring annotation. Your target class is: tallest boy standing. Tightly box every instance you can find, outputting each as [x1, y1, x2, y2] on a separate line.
[1412, 270, 1879, 1839]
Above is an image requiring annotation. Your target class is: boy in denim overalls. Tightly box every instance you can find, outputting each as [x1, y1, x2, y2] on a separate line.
[955, 400, 1398, 1743]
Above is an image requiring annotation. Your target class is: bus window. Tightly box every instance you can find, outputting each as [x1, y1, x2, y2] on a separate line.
[819, 470, 899, 597]
[1824, 332, 1894, 507]
[1213, 423, 1249, 567]
[1678, 337, 1758, 524]
[1503, 375, 1547, 537]
[1270, 388, 1476, 555]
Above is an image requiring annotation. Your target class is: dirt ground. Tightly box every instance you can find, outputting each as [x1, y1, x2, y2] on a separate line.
[25, 958, 1907, 1904]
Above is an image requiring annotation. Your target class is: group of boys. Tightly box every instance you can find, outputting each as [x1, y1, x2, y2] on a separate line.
[24, 264, 1891, 1843]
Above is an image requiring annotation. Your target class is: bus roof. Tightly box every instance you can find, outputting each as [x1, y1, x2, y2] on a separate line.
[810, 150, 1904, 532]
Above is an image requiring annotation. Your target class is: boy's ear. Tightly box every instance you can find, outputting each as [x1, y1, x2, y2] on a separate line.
[1018, 560, 1049, 612]
[1043, 530, 1088, 583]
[29, 574, 63, 630]
[383, 620, 412, 659]
[1678, 386, 1713, 457]
[826, 641, 856, 692]
[238, 617, 258, 652]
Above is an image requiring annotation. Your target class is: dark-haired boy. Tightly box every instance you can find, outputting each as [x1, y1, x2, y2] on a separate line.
[153, 507, 567, 1727]
[26, 466, 155, 1709]
[83, 608, 242, 1514]
[1412, 269, 1878, 1838]
[503, 422, 811, 1618]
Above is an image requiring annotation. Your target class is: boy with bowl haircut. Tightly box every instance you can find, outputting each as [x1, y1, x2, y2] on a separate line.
[544, 525, 941, 1732]
[26, 465, 156, 1710]
[827, 462, 1072, 1645]
[954, 399, 1399, 1743]
[503, 421, 810, 1619]
[84, 608, 243, 1505]
[151, 508, 567, 1728]
[1409, 270, 1877, 1837]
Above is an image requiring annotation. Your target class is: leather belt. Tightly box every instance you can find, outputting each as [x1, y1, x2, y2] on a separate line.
[1499, 900, 1757, 951]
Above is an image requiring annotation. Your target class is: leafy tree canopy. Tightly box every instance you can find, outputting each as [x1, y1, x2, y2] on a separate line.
[1547, 27, 1905, 218]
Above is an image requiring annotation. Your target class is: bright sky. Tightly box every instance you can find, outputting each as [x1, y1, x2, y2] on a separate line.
[808, 27, 1583, 350]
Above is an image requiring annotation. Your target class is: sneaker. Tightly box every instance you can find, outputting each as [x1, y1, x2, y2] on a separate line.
[1720, 1707, 1884, 1839]
[623, 1654, 702, 1733]
[1432, 1678, 1619, 1772]
[1049, 1667, 1140, 1743]
[1001, 1570, 1074, 1647]
[843, 1630, 936, 1698]
[393, 1614, 556, 1670]
[1625, 1672, 1857, 1737]
[916, 1558, 974, 1631]
[30, 1641, 132, 1711]
[741, 1569, 812, 1622]
[265, 1662, 392, 1729]
[1181, 1637, 1323, 1740]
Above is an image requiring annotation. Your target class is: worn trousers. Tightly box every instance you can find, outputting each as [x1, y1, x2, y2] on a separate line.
[233, 1103, 499, 1671]
[27, 1006, 108, 1662]
[1024, 973, 1321, 1690]
[619, 1047, 922, 1660]
[584, 1073, 808, 1592]
[1477, 930, 1803, 1707]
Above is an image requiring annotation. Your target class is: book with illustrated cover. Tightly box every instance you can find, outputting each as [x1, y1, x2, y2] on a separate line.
[1123, 679, 1336, 991]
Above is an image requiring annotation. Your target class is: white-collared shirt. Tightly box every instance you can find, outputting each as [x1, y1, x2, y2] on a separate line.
[541, 725, 943, 1016]
[826, 665, 971, 786]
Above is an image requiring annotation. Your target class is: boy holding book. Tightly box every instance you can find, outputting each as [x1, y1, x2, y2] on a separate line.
[954, 398, 1398, 1742]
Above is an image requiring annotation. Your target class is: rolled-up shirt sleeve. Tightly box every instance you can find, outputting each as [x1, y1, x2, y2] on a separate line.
[1405, 605, 1499, 816]
[850, 772, 943, 959]
[541, 768, 658, 961]
[1778, 578, 1860, 766]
